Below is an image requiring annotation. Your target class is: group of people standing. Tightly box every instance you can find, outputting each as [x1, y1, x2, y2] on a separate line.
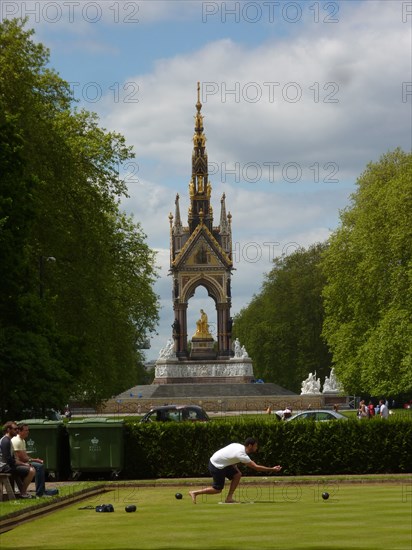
[0, 421, 49, 499]
[358, 399, 389, 419]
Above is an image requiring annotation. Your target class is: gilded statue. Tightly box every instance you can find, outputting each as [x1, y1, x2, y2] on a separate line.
[197, 175, 204, 193]
[189, 178, 195, 198]
[193, 309, 212, 339]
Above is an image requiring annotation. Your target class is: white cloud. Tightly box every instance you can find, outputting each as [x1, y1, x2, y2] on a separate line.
[103, 8, 409, 183]
[20, 0, 407, 360]
[110, 2, 410, 358]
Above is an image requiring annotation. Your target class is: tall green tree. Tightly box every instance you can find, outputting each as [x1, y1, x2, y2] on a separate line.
[0, 19, 159, 417]
[234, 243, 331, 393]
[0, 109, 69, 416]
[322, 149, 412, 396]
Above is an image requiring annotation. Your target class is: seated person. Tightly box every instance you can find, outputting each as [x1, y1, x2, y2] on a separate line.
[12, 423, 47, 497]
[0, 421, 35, 498]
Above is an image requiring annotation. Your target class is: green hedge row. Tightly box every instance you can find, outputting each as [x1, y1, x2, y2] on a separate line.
[122, 418, 412, 478]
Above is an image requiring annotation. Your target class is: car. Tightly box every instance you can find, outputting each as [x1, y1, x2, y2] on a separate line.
[140, 405, 209, 423]
[20, 408, 62, 421]
[286, 409, 348, 422]
[403, 400, 412, 409]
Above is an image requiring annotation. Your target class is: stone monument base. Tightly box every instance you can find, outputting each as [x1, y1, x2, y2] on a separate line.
[323, 393, 350, 408]
[190, 337, 216, 360]
[154, 358, 254, 384]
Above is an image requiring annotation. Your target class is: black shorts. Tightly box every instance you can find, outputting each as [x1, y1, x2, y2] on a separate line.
[208, 461, 238, 491]
[13, 464, 31, 479]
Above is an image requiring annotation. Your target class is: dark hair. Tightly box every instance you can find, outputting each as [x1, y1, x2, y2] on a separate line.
[17, 423, 29, 431]
[244, 437, 257, 447]
[2, 421, 17, 434]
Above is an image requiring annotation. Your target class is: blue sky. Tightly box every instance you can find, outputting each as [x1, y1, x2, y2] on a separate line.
[5, 0, 411, 360]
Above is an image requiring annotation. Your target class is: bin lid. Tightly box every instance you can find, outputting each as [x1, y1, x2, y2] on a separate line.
[17, 419, 64, 427]
[67, 417, 124, 426]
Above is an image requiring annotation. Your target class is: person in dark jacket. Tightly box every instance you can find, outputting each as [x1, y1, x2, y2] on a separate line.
[0, 421, 35, 498]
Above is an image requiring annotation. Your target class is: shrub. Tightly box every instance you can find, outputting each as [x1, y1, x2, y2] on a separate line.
[122, 417, 412, 478]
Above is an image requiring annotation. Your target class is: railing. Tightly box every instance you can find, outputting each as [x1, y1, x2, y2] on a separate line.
[93, 395, 333, 417]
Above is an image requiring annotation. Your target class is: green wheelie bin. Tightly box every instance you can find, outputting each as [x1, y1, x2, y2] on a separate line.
[17, 419, 70, 480]
[67, 418, 124, 479]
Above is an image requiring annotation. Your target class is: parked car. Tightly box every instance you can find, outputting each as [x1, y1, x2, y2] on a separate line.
[403, 400, 412, 409]
[286, 409, 348, 422]
[140, 405, 209, 423]
[20, 408, 62, 421]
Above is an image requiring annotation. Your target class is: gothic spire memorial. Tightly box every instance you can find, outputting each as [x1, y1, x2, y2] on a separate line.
[155, 83, 253, 383]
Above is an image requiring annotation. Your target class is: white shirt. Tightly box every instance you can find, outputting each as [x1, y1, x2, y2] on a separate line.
[380, 403, 389, 419]
[11, 434, 26, 452]
[210, 443, 251, 469]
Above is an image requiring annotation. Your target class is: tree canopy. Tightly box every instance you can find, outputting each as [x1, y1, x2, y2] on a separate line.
[233, 150, 411, 398]
[233, 243, 331, 393]
[322, 149, 412, 396]
[0, 19, 159, 418]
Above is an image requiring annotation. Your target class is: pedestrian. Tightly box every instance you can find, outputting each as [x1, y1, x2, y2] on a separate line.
[379, 399, 389, 419]
[189, 437, 282, 504]
[64, 405, 72, 420]
[357, 399, 369, 419]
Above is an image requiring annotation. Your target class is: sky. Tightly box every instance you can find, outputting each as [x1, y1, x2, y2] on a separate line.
[4, 0, 411, 361]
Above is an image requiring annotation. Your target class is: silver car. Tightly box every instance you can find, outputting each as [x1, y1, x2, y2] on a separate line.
[286, 409, 348, 422]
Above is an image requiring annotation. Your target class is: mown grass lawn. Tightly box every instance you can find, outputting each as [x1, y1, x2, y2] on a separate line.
[1, 481, 411, 549]
[0, 482, 105, 518]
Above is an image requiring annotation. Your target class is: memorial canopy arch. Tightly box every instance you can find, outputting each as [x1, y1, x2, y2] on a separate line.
[169, 84, 233, 359]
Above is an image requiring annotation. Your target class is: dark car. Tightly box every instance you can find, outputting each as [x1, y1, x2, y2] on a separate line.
[286, 409, 348, 422]
[140, 405, 209, 423]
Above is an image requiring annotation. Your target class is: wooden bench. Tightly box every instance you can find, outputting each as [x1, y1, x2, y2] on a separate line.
[0, 472, 16, 501]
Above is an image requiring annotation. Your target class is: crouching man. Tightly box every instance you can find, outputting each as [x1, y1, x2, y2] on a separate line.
[189, 437, 282, 504]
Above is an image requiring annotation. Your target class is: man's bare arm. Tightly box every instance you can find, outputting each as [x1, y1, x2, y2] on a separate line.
[247, 461, 282, 473]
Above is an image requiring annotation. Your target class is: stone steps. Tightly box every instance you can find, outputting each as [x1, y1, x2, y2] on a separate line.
[116, 383, 295, 400]
[100, 383, 305, 415]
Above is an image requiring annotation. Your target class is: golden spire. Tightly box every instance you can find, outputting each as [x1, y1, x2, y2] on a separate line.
[194, 82, 204, 136]
[196, 81, 202, 112]
[189, 82, 212, 233]
[192, 81, 207, 190]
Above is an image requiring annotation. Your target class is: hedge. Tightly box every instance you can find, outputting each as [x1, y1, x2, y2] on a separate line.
[122, 417, 412, 479]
